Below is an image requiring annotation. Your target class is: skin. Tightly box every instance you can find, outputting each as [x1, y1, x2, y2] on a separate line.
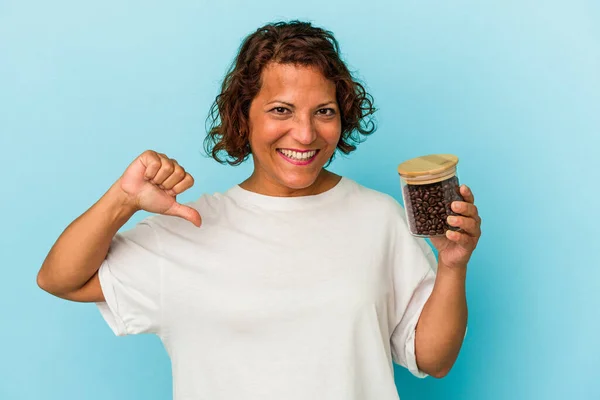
[240, 62, 343, 197]
[415, 185, 482, 377]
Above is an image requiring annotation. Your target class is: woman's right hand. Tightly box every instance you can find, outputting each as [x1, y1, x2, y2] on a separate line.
[119, 150, 202, 227]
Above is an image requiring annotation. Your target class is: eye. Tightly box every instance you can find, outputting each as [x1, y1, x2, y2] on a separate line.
[317, 108, 336, 116]
[270, 107, 290, 115]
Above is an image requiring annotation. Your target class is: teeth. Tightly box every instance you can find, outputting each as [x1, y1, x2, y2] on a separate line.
[279, 149, 317, 160]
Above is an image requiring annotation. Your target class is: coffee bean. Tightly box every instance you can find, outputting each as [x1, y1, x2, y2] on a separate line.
[402, 175, 464, 237]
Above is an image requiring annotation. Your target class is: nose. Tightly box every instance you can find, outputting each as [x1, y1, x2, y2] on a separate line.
[291, 115, 317, 145]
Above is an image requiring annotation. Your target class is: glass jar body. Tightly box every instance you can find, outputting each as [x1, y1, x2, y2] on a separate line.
[400, 172, 464, 238]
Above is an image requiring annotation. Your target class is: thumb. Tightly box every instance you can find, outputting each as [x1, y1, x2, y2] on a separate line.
[167, 202, 202, 227]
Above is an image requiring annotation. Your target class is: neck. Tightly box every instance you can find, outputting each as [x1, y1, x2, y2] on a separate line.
[240, 169, 341, 197]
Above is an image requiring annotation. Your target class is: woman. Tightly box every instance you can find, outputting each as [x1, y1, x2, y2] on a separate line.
[38, 20, 482, 400]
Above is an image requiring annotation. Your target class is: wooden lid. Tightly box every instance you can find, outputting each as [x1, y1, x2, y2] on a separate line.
[397, 154, 459, 184]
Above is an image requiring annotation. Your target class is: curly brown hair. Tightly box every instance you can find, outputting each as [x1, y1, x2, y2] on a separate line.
[204, 20, 376, 166]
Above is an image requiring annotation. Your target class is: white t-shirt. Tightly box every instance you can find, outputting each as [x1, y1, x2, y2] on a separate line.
[96, 177, 438, 400]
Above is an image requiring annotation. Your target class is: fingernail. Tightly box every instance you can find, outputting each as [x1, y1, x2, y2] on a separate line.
[448, 216, 457, 224]
[452, 202, 461, 211]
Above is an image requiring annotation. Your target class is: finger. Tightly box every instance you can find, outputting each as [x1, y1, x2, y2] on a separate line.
[445, 229, 474, 248]
[152, 156, 175, 186]
[166, 202, 202, 227]
[447, 215, 481, 238]
[140, 151, 162, 181]
[161, 161, 186, 190]
[459, 184, 475, 203]
[171, 173, 195, 195]
[451, 201, 480, 221]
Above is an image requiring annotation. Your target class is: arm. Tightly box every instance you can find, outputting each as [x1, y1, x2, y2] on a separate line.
[37, 179, 138, 302]
[415, 184, 481, 378]
[414, 263, 468, 378]
[37, 151, 200, 303]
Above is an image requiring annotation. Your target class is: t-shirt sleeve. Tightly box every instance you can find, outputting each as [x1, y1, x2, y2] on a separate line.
[389, 202, 438, 379]
[95, 219, 162, 336]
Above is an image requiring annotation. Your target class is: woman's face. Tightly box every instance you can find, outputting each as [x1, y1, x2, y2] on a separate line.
[246, 62, 341, 196]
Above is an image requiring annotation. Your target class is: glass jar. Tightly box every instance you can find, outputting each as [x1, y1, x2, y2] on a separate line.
[397, 154, 465, 238]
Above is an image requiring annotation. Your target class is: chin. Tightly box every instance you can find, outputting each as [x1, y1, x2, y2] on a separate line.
[276, 174, 320, 190]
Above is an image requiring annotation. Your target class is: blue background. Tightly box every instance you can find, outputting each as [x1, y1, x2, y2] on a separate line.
[1, 1, 599, 399]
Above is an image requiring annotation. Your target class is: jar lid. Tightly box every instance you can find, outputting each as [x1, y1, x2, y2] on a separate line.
[397, 154, 459, 179]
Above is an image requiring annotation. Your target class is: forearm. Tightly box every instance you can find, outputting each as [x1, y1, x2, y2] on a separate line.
[414, 263, 468, 378]
[37, 179, 138, 295]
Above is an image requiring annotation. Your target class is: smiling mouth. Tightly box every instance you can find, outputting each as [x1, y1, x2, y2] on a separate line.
[276, 148, 320, 164]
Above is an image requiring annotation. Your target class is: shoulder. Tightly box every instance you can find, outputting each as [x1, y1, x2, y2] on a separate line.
[341, 178, 413, 238]
[144, 190, 232, 234]
[347, 180, 436, 260]
[345, 178, 406, 217]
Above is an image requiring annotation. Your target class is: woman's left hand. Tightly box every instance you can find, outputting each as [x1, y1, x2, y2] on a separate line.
[430, 184, 482, 269]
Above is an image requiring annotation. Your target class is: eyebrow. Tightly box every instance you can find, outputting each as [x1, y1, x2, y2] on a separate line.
[265, 100, 337, 109]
